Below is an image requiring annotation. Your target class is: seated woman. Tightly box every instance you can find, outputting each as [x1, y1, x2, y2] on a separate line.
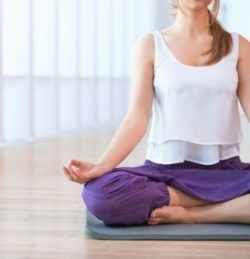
[63, 0, 250, 226]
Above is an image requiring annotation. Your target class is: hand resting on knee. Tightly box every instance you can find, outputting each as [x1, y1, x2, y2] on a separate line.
[63, 159, 111, 184]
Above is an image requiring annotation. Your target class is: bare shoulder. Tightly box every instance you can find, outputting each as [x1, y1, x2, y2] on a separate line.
[238, 34, 250, 63]
[135, 33, 154, 48]
[131, 33, 155, 63]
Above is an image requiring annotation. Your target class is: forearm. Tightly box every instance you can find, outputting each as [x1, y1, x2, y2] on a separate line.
[95, 116, 148, 171]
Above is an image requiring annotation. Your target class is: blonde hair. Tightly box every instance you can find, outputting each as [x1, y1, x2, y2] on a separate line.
[171, 0, 232, 65]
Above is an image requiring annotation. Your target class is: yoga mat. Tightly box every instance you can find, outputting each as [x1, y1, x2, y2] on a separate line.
[86, 211, 250, 240]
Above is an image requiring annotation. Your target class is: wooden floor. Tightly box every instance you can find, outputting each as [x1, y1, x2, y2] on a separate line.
[0, 124, 250, 259]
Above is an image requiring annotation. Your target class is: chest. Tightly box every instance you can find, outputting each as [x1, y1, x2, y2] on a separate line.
[162, 35, 213, 66]
[154, 59, 238, 96]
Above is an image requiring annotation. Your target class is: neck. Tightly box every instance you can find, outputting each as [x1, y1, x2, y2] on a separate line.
[173, 8, 210, 37]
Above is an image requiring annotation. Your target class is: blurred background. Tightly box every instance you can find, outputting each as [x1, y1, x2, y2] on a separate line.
[0, 0, 249, 145]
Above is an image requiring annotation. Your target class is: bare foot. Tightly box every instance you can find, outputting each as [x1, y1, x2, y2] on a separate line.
[148, 206, 191, 225]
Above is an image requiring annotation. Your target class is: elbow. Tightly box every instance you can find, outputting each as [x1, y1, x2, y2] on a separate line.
[122, 114, 149, 134]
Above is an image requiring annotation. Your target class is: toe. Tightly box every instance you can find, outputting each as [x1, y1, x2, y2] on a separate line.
[150, 209, 160, 218]
[148, 219, 158, 225]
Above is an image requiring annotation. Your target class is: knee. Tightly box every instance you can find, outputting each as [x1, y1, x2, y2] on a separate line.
[81, 171, 159, 226]
[81, 171, 135, 225]
[82, 186, 117, 225]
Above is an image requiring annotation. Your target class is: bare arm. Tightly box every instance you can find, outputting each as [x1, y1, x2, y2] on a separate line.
[96, 34, 155, 170]
[63, 33, 156, 183]
[237, 36, 250, 123]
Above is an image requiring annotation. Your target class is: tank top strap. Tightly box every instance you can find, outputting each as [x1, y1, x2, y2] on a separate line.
[230, 32, 240, 65]
[152, 30, 169, 71]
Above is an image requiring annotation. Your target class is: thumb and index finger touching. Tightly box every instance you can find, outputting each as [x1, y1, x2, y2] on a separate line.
[68, 159, 82, 168]
[63, 159, 108, 183]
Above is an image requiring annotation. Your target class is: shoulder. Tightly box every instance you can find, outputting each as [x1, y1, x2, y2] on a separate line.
[238, 34, 250, 51]
[238, 34, 250, 64]
[134, 33, 155, 47]
[133, 26, 174, 52]
[131, 33, 155, 65]
[133, 33, 155, 55]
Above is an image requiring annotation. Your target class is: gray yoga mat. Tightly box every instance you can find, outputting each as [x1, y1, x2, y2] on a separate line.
[86, 211, 250, 240]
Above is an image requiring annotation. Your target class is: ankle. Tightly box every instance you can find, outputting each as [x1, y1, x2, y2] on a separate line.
[184, 207, 196, 224]
[175, 206, 194, 224]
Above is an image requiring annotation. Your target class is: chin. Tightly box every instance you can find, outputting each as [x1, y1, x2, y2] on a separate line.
[183, 0, 212, 10]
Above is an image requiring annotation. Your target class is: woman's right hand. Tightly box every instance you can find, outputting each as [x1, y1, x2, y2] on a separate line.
[63, 159, 111, 184]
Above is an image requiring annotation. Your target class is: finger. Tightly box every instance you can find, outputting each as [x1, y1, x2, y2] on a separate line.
[69, 164, 80, 174]
[63, 167, 73, 181]
[69, 159, 82, 167]
[63, 167, 78, 182]
[67, 163, 78, 174]
[63, 167, 76, 180]
[67, 166, 87, 183]
[72, 168, 89, 183]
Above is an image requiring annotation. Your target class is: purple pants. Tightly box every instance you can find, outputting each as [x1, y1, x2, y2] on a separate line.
[82, 156, 250, 226]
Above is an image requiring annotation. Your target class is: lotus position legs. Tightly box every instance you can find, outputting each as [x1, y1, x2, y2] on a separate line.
[148, 186, 250, 225]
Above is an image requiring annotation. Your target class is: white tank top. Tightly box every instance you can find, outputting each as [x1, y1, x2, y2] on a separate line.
[145, 30, 243, 165]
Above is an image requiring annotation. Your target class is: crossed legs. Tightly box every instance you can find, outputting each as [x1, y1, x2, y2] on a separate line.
[83, 168, 250, 226]
[148, 185, 250, 225]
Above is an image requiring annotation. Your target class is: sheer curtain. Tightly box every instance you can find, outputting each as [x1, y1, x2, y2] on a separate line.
[0, 0, 169, 144]
[220, 0, 250, 38]
[0, 0, 248, 144]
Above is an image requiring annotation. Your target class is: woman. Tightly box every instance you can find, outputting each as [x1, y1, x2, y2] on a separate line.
[63, 0, 250, 226]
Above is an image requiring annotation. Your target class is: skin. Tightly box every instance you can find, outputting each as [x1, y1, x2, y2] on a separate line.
[63, 0, 250, 225]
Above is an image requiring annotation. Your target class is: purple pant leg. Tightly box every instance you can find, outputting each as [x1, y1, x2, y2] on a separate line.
[82, 156, 250, 226]
[82, 170, 169, 226]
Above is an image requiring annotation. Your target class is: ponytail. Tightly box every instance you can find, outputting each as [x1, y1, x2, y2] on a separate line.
[170, 0, 233, 65]
[206, 0, 232, 65]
